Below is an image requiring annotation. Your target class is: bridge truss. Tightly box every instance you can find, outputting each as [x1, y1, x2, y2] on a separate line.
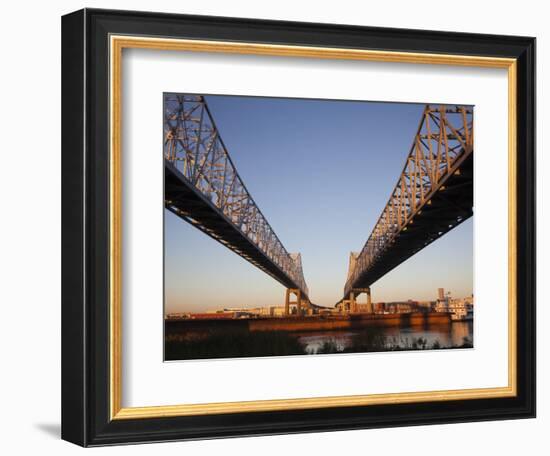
[164, 94, 309, 300]
[343, 105, 474, 301]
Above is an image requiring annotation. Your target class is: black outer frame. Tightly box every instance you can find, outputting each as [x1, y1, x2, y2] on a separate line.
[61, 8, 536, 447]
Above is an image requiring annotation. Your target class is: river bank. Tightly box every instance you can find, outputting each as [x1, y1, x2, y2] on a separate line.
[165, 312, 453, 340]
[165, 314, 472, 360]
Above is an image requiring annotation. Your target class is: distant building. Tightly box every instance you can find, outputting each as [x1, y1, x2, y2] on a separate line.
[435, 300, 449, 312]
[417, 300, 435, 312]
[318, 308, 333, 316]
[382, 301, 416, 314]
[374, 302, 385, 313]
[438, 288, 445, 300]
[186, 312, 236, 320]
[356, 303, 373, 313]
[435, 288, 450, 312]
[272, 306, 287, 317]
[165, 312, 191, 320]
[448, 295, 474, 321]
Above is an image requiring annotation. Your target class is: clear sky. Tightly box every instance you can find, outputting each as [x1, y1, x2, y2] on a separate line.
[165, 95, 473, 314]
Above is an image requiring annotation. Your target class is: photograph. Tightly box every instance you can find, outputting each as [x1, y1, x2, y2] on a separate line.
[57, 6, 536, 447]
[163, 93, 474, 361]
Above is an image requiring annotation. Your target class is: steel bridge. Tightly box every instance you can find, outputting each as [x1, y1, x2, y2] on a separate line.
[338, 105, 473, 313]
[164, 94, 310, 315]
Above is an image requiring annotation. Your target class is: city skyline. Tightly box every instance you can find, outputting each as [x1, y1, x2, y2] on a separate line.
[165, 95, 473, 314]
[166, 288, 475, 316]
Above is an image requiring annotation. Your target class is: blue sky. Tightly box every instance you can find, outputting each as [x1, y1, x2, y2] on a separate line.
[165, 95, 473, 313]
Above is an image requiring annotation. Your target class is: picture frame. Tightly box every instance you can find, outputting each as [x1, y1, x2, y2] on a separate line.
[61, 8, 536, 446]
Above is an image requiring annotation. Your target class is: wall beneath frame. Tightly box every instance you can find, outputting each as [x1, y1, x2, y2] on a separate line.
[0, 0, 546, 455]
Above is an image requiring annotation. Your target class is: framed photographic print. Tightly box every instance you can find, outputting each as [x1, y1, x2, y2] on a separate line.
[61, 8, 536, 446]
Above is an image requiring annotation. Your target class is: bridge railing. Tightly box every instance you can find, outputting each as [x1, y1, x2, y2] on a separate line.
[164, 94, 308, 297]
[344, 105, 473, 296]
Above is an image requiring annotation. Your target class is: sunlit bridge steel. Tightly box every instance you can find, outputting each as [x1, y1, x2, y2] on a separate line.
[339, 105, 473, 313]
[164, 94, 310, 311]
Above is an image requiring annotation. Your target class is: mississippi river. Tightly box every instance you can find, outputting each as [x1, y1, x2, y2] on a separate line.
[294, 321, 473, 354]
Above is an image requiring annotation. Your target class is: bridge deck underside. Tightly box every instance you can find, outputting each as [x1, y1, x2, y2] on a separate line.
[347, 152, 473, 298]
[165, 161, 306, 296]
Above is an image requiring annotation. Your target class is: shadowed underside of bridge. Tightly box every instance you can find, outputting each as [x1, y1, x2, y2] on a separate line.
[165, 163, 307, 293]
[164, 94, 309, 302]
[341, 105, 473, 306]
[345, 153, 472, 295]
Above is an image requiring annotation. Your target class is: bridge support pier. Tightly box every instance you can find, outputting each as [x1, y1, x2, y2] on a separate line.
[346, 287, 374, 314]
[285, 288, 302, 316]
[366, 287, 373, 314]
[340, 299, 351, 314]
[350, 291, 357, 313]
[285, 289, 291, 316]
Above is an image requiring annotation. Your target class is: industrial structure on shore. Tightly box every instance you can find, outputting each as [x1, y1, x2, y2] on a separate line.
[166, 288, 474, 323]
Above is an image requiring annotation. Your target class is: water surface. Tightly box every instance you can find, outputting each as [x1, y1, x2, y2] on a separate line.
[294, 321, 473, 354]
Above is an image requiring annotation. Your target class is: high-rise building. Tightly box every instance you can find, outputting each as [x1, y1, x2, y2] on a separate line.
[438, 288, 445, 300]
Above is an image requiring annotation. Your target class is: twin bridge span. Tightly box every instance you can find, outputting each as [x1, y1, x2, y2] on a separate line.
[164, 95, 473, 316]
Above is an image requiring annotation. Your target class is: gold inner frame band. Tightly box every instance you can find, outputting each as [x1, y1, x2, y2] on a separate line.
[109, 35, 517, 420]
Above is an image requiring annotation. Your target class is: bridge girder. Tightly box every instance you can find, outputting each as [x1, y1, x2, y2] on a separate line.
[164, 94, 309, 298]
[342, 105, 473, 301]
